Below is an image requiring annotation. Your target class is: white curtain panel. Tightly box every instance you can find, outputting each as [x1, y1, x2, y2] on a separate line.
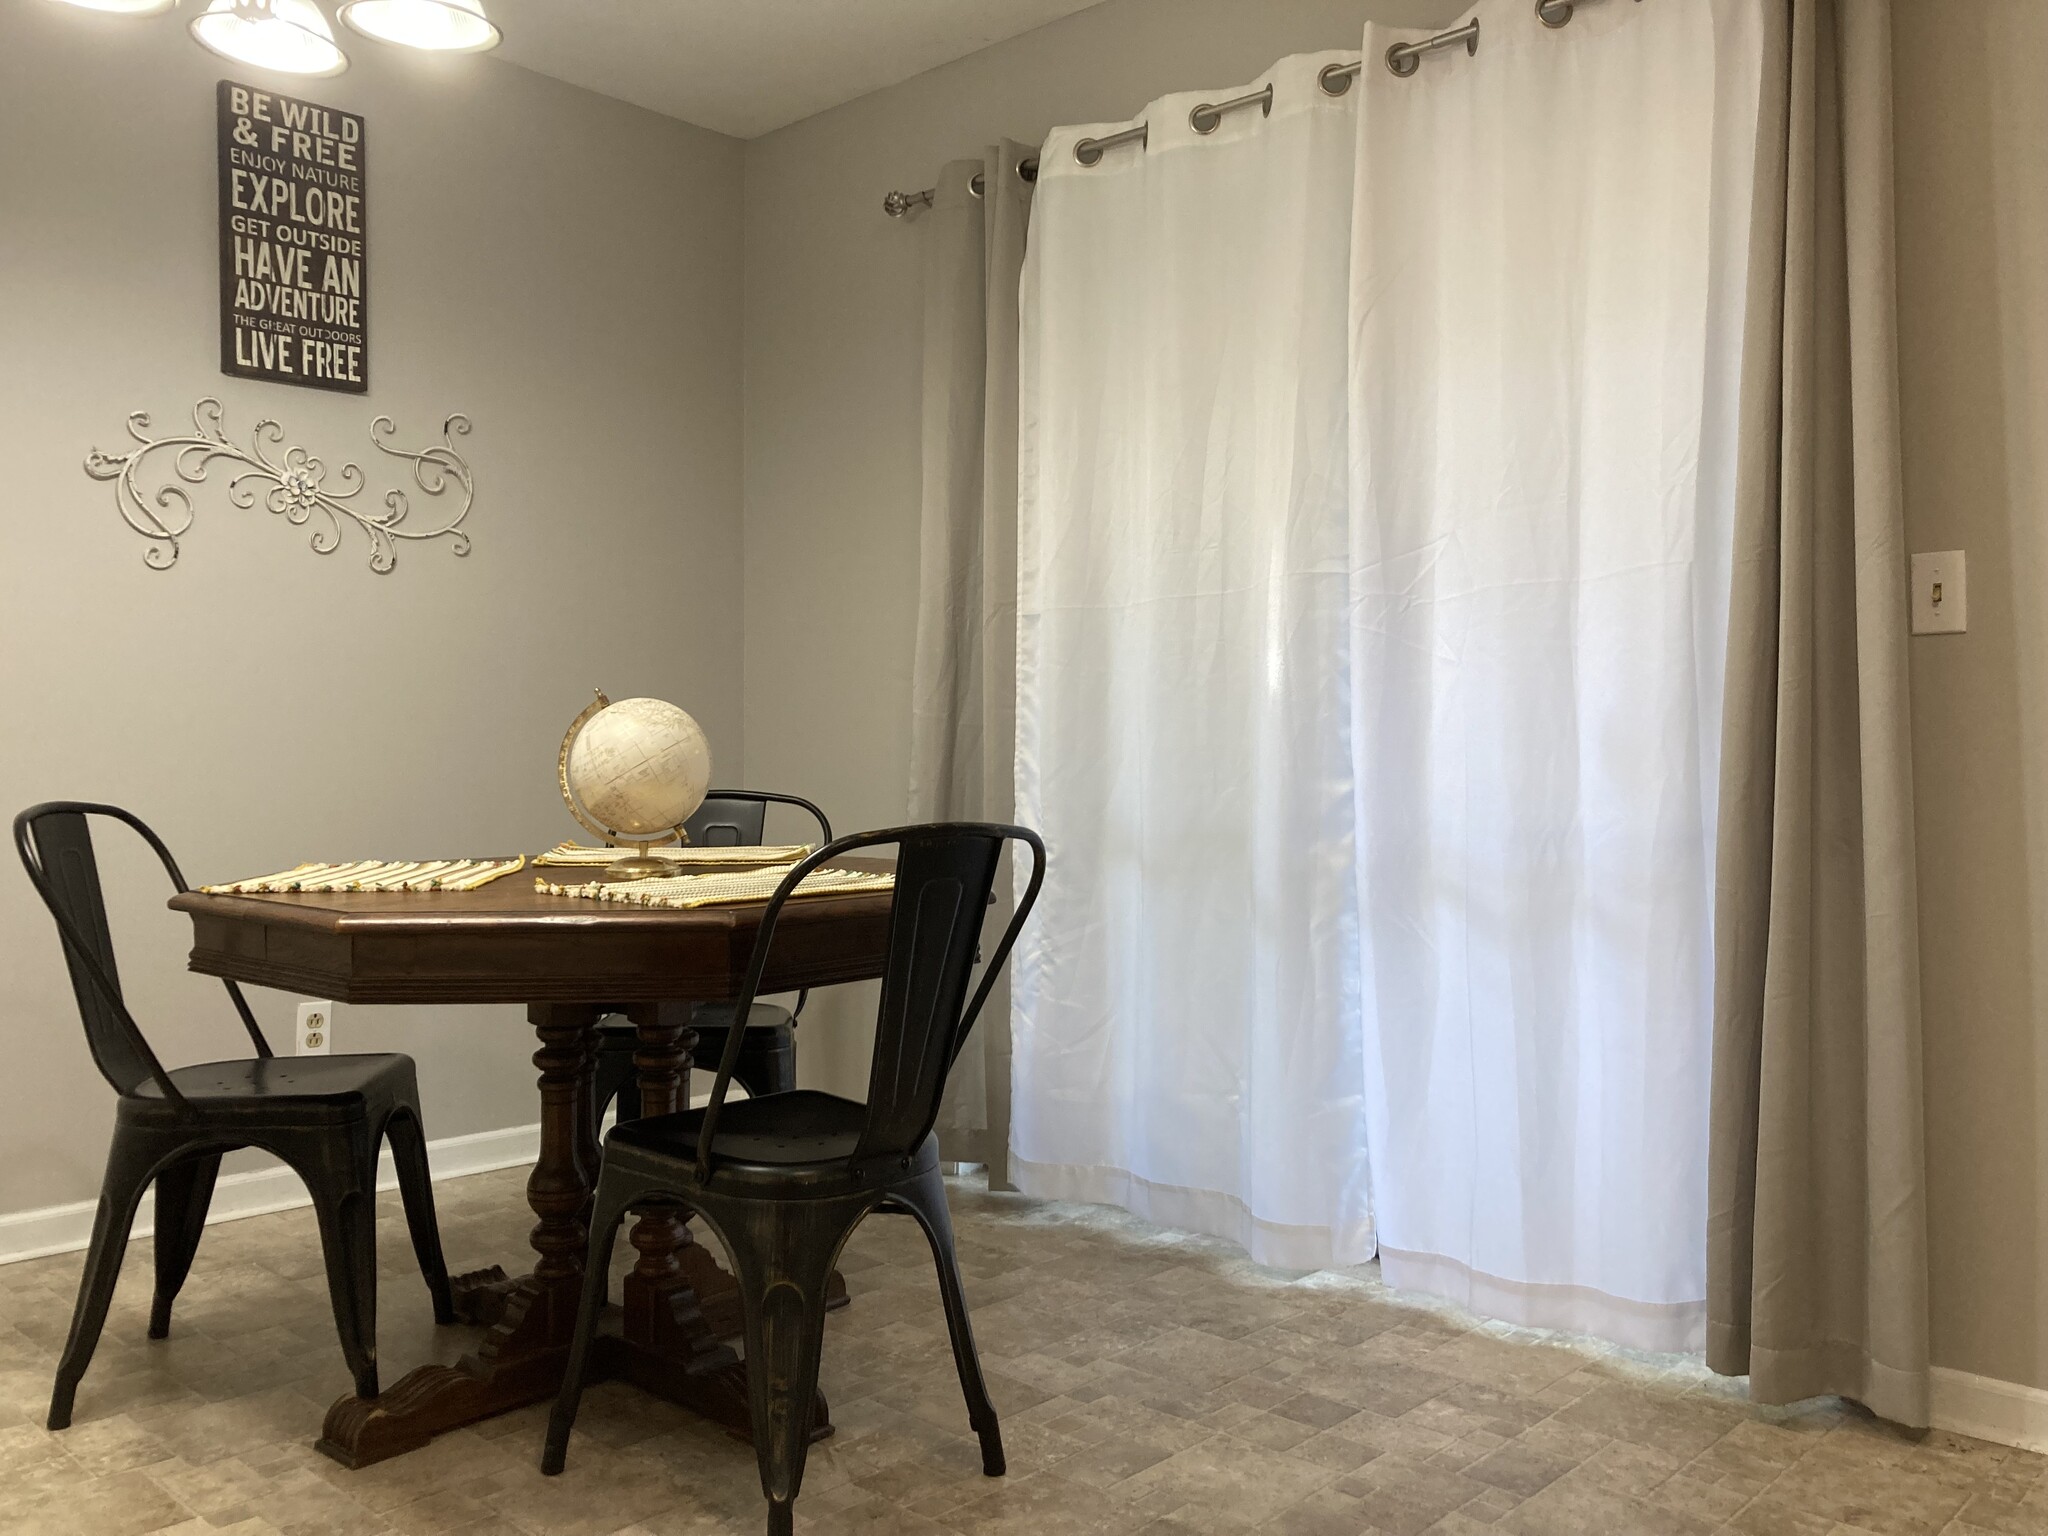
[1013, 52, 1375, 1269]
[1349, 0, 1764, 1349]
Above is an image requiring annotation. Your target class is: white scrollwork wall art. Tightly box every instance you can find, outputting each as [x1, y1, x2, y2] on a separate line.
[84, 399, 474, 573]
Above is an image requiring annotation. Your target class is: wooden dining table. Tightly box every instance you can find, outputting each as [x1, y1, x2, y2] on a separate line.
[167, 857, 895, 1469]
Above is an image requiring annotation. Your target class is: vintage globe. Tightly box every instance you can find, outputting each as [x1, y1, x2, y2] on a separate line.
[562, 694, 712, 841]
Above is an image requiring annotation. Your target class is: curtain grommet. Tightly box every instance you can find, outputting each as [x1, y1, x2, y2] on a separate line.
[1387, 18, 1479, 77]
[1074, 124, 1147, 167]
[1189, 84, 1274, 136]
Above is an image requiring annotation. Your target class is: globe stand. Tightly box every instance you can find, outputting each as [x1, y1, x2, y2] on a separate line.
[594, 838, 687, 883]
[557, 688, 710, 884]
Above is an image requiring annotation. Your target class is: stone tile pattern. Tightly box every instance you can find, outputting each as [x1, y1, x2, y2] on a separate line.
[0, 1168, 2039, 1535]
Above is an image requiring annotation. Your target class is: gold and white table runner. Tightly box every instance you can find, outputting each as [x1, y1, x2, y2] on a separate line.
[536, 864, 892, 910]
[200, 848, 881, 906]
[201, 857, 528, 894]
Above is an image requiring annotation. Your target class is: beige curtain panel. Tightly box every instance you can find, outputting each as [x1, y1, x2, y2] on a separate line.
[906, 142, 1033, 1184]
[1708, 0, 1930, 1426]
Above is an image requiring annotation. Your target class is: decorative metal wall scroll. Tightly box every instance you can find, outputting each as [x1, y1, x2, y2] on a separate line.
[84, 399, 473, 573]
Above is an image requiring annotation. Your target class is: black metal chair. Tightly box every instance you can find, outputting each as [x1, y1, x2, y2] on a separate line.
[591, 791, 832, 1124]
[542, 821, 1046, 1536]
[14, 802, 455, 1430]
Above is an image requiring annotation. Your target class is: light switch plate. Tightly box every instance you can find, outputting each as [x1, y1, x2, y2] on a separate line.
[296, 1000, 334, 1055]
[1911, 550, 1967, 635]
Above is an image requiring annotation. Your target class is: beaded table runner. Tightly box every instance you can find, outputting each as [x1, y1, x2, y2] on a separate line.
[201, 857, 527, 894]
[532, 841, 814, 869]
[536, 863, 893, 910]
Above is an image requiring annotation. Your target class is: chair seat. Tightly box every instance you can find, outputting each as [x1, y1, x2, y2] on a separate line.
[691, 1000, 795, 1033]
[596, 1002, 794, 1039]
[605, 1090, 939, 1197]
[609, 1089, 865, 1169]
[125, 1053, 416, 1121]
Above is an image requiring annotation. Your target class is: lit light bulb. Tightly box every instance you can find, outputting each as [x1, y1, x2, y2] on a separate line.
[44, 0, 178, 14]
[190, 0, 348, 77]
[338, 0, 499, 54]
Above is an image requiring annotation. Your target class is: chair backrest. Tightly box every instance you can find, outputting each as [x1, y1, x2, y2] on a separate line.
[683, 791, 833, 1020]
[697, 821, 1045, 1180]
[14, 802, 270, 1108]
[685, 791, 831, 849]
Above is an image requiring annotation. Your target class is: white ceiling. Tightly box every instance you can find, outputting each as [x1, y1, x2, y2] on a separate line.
[485, 0, 1111, 140]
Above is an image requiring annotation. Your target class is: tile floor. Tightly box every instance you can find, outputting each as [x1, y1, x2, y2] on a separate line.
[0, 1167, 2040, 1535]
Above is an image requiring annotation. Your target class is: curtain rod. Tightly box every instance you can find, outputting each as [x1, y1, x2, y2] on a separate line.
[883, 158, 1039, 218]
[883, 0, 1634, 217]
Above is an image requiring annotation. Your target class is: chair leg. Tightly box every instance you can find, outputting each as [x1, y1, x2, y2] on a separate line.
[712, 1197, 855, 1535]
[49, 1148, 154, 1429]
[386, 1112, 455, 1324]
[149, 1151, 221, 1339]
[541, 1171, 637, 1475]
[887, 1168, 1004, 1475]
[304, 1152, 381, 1401]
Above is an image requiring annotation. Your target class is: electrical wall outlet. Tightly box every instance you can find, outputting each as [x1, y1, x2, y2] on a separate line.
[296, 1000, 335, 1055]
[1911, 550, 1968, 635]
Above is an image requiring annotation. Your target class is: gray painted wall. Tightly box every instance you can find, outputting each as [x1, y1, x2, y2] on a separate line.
[0, 3, 744, 1215]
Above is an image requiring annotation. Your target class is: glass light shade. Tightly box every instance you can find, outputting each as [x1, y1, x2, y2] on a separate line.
[338, 0, 499, 53]
[191, 0, 348, 77]
[45, 0, 179, 14]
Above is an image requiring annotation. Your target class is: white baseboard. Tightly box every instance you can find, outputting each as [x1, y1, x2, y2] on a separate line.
[0, 1122, 540, 1268]
[1931, 1366, 2048, 1453]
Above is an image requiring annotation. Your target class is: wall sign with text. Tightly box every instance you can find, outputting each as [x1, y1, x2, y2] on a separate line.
[217, 81, 367, 393]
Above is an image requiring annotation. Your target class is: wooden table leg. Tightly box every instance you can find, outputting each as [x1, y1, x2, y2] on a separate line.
[316, 1004, 613, 1468]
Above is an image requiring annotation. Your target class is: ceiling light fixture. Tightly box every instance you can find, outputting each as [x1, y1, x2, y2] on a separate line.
[190, 0, 349, 77]
[44, 0, 177, 13]
[337, 0, 499, 53]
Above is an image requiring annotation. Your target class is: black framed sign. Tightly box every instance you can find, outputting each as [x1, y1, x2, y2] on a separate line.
[217, 80, 368, 392]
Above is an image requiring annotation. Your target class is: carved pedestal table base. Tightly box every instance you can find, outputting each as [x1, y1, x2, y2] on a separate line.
[314, 1002, 832, 1469]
